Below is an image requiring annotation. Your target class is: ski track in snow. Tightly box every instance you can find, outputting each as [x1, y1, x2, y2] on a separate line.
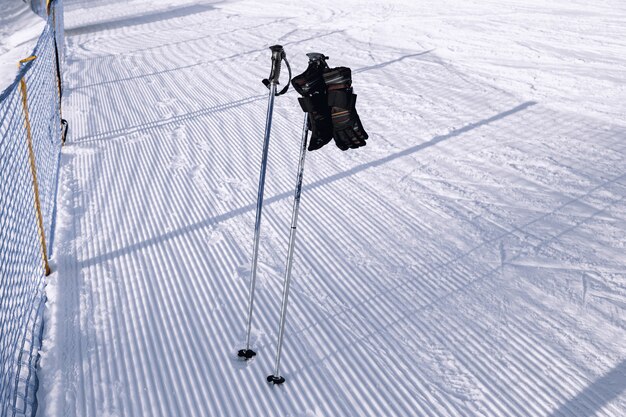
[39, 0, 626, 416]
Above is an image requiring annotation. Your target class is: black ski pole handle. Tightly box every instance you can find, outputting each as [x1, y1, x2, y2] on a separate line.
[267, 45, 284, 84]
[262, 45, 291, 96]
[306, 52, 329, 66]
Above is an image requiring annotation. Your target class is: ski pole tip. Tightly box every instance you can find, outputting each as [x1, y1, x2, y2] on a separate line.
[267, 375, 286, 385]
[237, 349, 257, 360]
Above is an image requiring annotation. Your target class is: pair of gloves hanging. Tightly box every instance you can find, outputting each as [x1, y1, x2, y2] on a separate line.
[291, 56, 369, 152]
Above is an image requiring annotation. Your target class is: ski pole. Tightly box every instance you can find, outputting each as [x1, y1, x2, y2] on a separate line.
[266, 112, 309, 384]
[239, 45, 291, 360]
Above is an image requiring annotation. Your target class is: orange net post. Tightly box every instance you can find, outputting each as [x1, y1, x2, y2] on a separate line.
[18, 55, 51, 276]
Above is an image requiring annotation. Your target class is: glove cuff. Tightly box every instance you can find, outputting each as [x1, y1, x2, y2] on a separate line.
[298, 95, 328, 113]
[327, 90, 357, 110]
[292, 61, 327, 96]
[323, 66, 352, 88]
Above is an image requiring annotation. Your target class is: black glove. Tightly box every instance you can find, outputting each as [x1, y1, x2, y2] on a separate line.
[291, 58, 333, 151]
[322, 67, 368, 150]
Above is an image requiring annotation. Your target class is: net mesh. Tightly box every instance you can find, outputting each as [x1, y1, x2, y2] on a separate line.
[0, 2, 64, 416]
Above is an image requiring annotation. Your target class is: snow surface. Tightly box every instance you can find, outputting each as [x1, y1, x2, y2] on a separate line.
[0, 0, 46, 91]
[39, 0, 626, 416]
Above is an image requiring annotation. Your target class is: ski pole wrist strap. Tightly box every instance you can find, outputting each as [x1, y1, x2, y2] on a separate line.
[262, 45, 291, 96]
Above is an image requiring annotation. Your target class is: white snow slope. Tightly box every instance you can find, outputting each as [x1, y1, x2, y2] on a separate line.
[0, 0, 45, 91]
[40, 0, 626, 416]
